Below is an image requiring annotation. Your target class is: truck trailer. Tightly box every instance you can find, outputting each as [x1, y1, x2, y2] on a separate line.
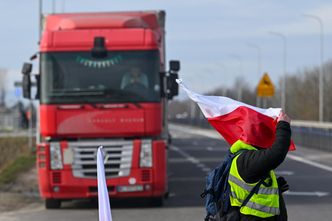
[21, 10, 180, 209]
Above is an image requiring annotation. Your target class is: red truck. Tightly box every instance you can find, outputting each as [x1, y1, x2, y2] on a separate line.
[21, 10, 180, 209]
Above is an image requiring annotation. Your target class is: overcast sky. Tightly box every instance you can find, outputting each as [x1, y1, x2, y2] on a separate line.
[1, 0, 332, 104]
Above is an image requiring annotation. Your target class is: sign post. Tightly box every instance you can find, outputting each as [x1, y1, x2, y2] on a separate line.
[256, 73, 275, 108]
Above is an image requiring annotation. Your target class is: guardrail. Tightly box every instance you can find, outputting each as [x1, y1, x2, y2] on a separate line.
[171, 118, 332, 152]
[291, 121, 332, 151]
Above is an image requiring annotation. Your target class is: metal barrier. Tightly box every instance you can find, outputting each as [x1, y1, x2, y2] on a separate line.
[170, 118, 332, 152]
[291, 121, 332, 151]
[0, 113, 20, 132]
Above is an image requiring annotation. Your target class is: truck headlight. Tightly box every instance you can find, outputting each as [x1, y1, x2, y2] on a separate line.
[140, 140, 152, 168]
[50, 142, 63, 170]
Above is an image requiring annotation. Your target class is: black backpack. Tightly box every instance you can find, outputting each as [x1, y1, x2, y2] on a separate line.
[201, 150, 264, 221]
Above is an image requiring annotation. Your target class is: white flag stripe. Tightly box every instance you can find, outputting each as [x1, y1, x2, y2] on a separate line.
[176, 79, 281, 119]
[97, 146, 113, 221]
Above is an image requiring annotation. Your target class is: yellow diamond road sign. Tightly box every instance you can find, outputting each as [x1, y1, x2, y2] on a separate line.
[256, 73, 275, 97]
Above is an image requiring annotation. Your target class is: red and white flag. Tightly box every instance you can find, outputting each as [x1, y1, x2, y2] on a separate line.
[176, 79, 295, 150]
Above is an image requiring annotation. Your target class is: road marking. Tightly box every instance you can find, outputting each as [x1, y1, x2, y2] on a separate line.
[202, 168, 211, 172]
[207, 147, 213, 151]
[196, 163, 206, 168]
[170, 124, 222, 140]
[169, 158, 222, 163]
[287, 154, 332, 173]
[171, 145, 211, 172]
[275, 170, 294, 176]
[306, 154, 332, 160]
[170, 177, 204, 182]
[284, 191, 329, 197]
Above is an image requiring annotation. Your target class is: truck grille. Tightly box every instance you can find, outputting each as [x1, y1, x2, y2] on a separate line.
[69, 140, 133, 178]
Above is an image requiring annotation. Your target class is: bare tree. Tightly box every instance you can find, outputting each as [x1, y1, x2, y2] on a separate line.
[0, 68, 7, 107]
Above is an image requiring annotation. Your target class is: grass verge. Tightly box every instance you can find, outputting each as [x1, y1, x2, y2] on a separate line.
[0, 154, 36, 185]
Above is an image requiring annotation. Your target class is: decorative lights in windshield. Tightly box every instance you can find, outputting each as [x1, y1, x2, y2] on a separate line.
[76, 55, 123, 68]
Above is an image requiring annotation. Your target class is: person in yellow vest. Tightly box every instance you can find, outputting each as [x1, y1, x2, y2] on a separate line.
[228, 110, 291, 221]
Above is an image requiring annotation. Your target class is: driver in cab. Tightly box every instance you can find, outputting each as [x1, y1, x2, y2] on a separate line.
[121, 67, 148, 97]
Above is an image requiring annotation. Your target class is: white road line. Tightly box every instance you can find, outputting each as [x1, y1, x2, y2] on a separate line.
[196, 163, 206, 168]
[170, 124, 222, 140]
[207, 147, 213, 151]
[202, 168, 211, 172]
[169, 158, 222, 163]
[306, 154, 332, 160]
[287, 154, 332, 173]
[170, 177, 204, 182]
[275, 171, 294, 176]
[284, 191, 329, 197]
[171, 145, 211, 172]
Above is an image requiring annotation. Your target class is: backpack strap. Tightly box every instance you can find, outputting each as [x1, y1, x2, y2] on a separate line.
[240, 177, 266, 207]
[220, 149, 248, 214]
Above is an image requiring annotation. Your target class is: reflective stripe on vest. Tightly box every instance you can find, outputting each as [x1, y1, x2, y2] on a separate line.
[230, 191, 280, 215]
[228, 174, 279, 195]
[229, 140, 280, 218]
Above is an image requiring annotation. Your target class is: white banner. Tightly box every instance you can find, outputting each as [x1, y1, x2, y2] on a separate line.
[97, 146, 113, 221]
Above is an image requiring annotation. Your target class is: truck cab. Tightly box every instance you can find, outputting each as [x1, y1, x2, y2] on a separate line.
[21, 11, 180, 208]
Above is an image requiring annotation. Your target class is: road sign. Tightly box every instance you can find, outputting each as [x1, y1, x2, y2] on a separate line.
[256, 73, 275, 97]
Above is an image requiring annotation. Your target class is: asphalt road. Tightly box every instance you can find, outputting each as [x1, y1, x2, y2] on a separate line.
[1, 124, 332, 221]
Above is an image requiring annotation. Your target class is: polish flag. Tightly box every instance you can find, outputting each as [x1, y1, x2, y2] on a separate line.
[97, 146, 113, 221]
[176, 79, 295, 150]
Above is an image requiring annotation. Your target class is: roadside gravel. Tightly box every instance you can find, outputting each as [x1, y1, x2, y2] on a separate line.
[0, 166, 41, 212]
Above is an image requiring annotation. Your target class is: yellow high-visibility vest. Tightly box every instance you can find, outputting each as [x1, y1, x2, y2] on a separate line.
[228, 140, 280, 218]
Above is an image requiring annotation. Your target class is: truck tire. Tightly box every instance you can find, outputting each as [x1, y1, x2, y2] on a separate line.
[45, 199, 61, 209]
[150, 197, 163, 207]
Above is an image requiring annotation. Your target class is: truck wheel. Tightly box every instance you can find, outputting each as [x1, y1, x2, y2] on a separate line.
[45, 199, 61, 209]
[168, 134, 172, 145]
[164, 191, 170, 199]
[150, 197, 163, 207]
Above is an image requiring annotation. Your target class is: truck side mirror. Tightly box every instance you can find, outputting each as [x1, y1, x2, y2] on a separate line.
[167, 60, 180, 99]
[170, 60, 180, 72]
[22, 75, 31, 99]
[22, 63, 32, 75]
[35, 75, 40, 99]
[21, 63, 32, 99]
[167, 73, 179, 99]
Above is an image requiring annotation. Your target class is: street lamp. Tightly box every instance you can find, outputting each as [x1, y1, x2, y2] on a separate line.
[269, 31, 287, 112]
[230, 54, 243, 101]
[39, 0, 43, 39]
[247, 43, 262, 80]
[304, 14, 324, 122]
[247, 43, 262, 106]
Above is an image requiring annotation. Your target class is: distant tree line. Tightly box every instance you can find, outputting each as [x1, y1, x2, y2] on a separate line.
[169, 60, 332, 122]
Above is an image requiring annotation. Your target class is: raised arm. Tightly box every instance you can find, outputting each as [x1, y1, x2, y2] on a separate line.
[236, 111, 292, 183]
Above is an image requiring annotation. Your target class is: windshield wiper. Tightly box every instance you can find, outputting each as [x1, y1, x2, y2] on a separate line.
[102, 89, 142, 108]
[50, 89, 104, 96]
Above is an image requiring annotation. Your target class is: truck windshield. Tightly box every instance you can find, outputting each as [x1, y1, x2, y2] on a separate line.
[40, 50, 161, 104]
